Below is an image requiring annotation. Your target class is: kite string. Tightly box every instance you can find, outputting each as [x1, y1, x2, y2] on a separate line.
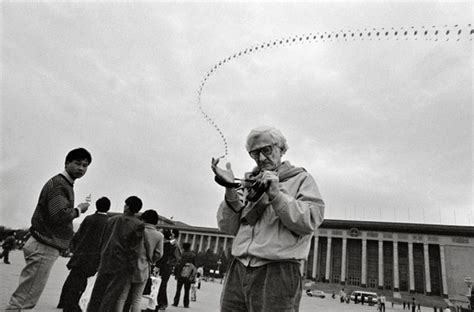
[197, 24, 473, 159]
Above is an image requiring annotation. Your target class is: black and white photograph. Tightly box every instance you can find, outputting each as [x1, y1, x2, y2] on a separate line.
[0, 1, 472, 311]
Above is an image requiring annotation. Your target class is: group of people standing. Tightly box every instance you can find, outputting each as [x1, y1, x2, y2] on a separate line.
[4, 147, 197, 312]
[5, 125, 326, 312]
[403, 298, 421, 312]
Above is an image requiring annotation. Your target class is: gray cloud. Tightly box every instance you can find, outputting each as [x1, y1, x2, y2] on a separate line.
[1, 2, 472, 228]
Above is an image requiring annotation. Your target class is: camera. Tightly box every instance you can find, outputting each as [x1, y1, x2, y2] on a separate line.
[214, 173, 267, 202]
[241, 174, 267, 202]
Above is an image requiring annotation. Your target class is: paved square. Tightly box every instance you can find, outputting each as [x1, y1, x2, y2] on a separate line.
[1, 251, 436, 311]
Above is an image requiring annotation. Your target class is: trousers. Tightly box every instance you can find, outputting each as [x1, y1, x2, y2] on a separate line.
[0, 248, 12, 263]
[220, 259, 302, 312]
[117, 278, 147, 312]
[173, 278, 191, 307]
[6, 237, 60, 310]
[58, 267, 91, 312]
[157, 268, 171, 308]
[86, 271, 129, 312]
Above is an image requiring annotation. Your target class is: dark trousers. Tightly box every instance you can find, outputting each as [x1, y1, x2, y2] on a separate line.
[0, 248, 11, 263]
[58, 268, 89, 312]
[87, 271, 128, 312]
[221, 259, 302, 312]
[157, 270, 171, 308]
[173, 278, 191, 307]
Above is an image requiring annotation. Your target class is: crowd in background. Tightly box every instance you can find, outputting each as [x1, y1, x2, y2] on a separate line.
[2, 148, 207, 312]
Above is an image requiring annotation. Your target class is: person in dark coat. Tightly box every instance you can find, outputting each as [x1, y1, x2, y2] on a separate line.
[0, 231, 16, 264]
[57, 197, 111, 312]
[172, 242, 196, 308]
[156, 229, 181, 311]
[87, 196, 144, 312]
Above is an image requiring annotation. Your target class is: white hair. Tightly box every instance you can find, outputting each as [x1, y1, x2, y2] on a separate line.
[245, 126, 289, 155]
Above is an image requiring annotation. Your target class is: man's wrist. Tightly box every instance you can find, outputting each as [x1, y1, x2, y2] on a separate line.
[268, 191, 284, 204]
[225, 188, 238, 201]
[267, 190, 280, 202]
[224, 191, 242, 213]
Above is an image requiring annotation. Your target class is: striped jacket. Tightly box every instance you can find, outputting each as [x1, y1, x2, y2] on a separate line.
[30, 174, 78, 251]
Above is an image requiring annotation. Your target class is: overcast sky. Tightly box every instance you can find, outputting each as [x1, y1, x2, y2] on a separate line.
[1, 1, 472, 229]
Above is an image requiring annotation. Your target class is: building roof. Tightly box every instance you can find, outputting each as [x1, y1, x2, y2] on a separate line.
[320, 219, 474, 237]
[170, 219, 474, 238]
[106, 212, 474, 237]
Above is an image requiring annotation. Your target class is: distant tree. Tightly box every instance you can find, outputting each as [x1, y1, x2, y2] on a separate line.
[198, 249, 217, 277]
[195, 251, 206, 268]
[15, 228, 30, 241]
[218, 251, 230, 274]
[0, 226, 13, 241]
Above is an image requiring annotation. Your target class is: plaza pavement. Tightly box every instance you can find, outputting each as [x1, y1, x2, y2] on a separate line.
[1, 251, 436, 311]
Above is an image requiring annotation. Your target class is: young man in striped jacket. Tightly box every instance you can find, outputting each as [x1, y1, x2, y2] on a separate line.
[6, 148, 92, 311]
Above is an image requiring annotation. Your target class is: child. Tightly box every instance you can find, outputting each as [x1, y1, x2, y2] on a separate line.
[190, 266, 203, 301]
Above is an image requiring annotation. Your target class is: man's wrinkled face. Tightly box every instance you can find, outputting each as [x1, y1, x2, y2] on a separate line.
[65, 159, 89, 180]
[247, 133, 282, 171]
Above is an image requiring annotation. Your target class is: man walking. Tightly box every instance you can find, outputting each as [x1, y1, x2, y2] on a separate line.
[379, 294, 386, 312]
[5, 148, 92, 310]
[0, 231, 16, 264]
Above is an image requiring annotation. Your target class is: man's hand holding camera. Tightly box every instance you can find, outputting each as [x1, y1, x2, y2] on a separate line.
[258, 170, 280, 201]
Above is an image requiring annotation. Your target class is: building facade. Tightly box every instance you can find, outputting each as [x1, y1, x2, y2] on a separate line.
[159, 218, 474, 301]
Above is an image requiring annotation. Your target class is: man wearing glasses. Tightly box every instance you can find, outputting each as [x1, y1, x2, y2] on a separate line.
[211, 126, 325, 312]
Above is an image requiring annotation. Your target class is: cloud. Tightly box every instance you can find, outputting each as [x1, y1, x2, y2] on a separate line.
[1, 2, 472, 228]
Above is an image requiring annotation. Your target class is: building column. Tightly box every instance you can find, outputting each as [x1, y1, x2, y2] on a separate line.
[408, 242, 415, 293]
[361, 238, 367, 287]
[199, 235, 204, 252]
[312, 236, 319, 279]
[325, 237, 332, 282]
[439, 245, 449, 298]
[423, 243, 432, 295]
[185, 233, 189, 243]
[206, 235, 212, 252]
[378, 240, 384, 289]
[393, 241, 400, 292]
[191, 234, 196, 251]
[177, 231, 182, 245]
[214, 236, 219, 254]
[223, 237, 228, 256]
[341, 237, 347, 285]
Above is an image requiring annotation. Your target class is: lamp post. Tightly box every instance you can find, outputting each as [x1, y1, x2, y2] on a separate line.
[217, 259, 223, 283]
[464, 276, 472, 310]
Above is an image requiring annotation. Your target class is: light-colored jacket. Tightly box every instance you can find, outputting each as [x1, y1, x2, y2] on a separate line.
[132, 223, 164, 282]
[217, 161, 324, 265]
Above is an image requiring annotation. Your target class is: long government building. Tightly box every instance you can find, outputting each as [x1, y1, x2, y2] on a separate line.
[157, 217, 474, 302]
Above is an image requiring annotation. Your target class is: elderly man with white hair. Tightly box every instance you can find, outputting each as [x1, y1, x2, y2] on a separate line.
[211, 126, 325, 312]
